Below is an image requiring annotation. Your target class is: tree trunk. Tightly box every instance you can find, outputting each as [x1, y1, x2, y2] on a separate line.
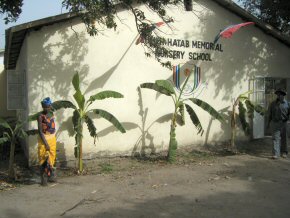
[8, 139, 15, 179]
[78, 125, 83, 173]
[167, 114, 177, 163]
[79, 138, 83, 172]
[230, 100, 239, 152]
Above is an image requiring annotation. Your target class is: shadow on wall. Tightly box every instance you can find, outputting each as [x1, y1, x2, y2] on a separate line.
[27, 18, 90, 163]
[28, 18, 90, 102]
[196, 0, 281, 101]
[175, 0, 285, 144]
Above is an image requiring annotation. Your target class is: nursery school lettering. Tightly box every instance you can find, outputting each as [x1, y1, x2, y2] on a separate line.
[155, 38, 223, 61]
[160, 38, 223, 52]
[156, 49, 213, 61]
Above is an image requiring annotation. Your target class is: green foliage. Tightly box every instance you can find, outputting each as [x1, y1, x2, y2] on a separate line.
[99, 162, 113, 173]
[64, 72, 126, 172]
[2, 1, 193, 68]
[0, 116, 28, 179]
[84, 115, 97, 144]
[140, 79, 223, 162]
[140, 83, 172, 96]
[93, 109, 126, 133]
[88, 91, 124, 102]
[238, 0, 290, 36]
[51, 101, 76, 111]
[185, 104, 204, 135]
[73, 90, 86, 110]
[238, 101, 250, 136]
[0, 137, 9, 144]
[188, 98, 224, 122]
[0, 0, 23, 24]
[155, 80, 175, 95]
[27, 71, 125, 172]
[238, 93, 264, 135]
[230, 91, 265, 149]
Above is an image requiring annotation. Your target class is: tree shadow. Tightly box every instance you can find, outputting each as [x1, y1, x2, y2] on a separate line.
[131, 87, 175, 158]
[203, 106, 231, 148]
[58, 157, 290, 218]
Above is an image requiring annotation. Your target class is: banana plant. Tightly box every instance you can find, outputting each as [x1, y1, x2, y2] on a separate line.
[230, 91, 264, 150]
[140, 76, 224, 163]
[0, 117, 27, 179]
[29, 72, 126, 172]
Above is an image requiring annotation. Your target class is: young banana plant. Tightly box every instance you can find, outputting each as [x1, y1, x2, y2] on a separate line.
[0, 117, 27, 179]
[140, 75, 224, 163]
[230, 91, 264, 150]
[29, 72, 126, 172]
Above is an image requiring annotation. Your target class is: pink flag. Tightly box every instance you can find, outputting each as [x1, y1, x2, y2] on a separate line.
[214, 22, 254, 44]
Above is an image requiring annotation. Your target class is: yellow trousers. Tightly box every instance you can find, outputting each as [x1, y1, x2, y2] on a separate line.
[38, 134, 56, 167]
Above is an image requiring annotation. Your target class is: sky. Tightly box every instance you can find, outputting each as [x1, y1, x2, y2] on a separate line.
[0, 0, 66, 49]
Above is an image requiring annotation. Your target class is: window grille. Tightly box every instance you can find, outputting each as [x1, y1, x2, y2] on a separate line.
[7, 70, 26, 110]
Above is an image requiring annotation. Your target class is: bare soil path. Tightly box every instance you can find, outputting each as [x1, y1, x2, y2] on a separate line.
[1, 138, 290, 218]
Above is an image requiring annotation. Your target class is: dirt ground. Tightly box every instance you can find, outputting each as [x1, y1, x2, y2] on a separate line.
[1, 138, 290, 218]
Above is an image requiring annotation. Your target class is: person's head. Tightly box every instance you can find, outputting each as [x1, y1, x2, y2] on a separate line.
[275, 89, 286, 101]
[41, 97, 52, 114]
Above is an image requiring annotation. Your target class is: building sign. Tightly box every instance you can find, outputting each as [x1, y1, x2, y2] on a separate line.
[155, 38, 223, 61]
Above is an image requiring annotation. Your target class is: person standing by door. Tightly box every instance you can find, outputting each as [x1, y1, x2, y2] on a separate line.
[267, 88, 290, 159]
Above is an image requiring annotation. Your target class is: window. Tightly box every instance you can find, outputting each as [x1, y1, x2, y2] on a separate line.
[7, 70, 26, 110]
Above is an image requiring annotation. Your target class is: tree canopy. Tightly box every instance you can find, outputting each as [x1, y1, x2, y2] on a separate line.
[237, 0, 290, 36]
[0, 0, 23, 24]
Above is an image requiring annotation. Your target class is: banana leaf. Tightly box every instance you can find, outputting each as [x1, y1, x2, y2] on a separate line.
[52, 100, 76, 111]
[26, 129, 38, 136]
[93, 109, 126, 133]
[188, 98, 224, 122]
[185, 104, 204, 135]
[0, 137, 9, 144]
[0, 118, 11, 129]
[84, 115, 98, 144]
[89, 91, 123, 102]
[72, 72, 81, 92]
[72, 110, 81, 133]
[140, 83, 172, 96]
[245, 99, 254, 119]
[155, 80, 175, 95]
[28, 112, 42, 122]
[73, 90, 86, 110]
[238, 101, 250, 136]
[253, 104, 265, 115]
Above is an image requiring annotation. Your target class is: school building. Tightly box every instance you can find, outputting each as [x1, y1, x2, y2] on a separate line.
[2, 0, 290, 166]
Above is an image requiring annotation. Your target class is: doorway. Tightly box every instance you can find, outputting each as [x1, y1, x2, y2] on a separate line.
[250, 77, 290, 138]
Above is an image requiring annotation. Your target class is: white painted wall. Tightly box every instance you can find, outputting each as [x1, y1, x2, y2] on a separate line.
[19, 1, 290, 166]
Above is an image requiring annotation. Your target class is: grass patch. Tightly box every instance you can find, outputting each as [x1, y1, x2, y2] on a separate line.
[99, 163, 113, 173]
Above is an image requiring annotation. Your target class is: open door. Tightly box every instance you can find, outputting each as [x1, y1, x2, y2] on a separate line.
[249, 77, 265, 139]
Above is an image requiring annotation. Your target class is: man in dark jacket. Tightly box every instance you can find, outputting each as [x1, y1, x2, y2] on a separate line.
[267, 88, 290, 159]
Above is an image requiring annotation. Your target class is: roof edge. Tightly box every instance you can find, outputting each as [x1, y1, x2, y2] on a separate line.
[212, 0, 290, 47]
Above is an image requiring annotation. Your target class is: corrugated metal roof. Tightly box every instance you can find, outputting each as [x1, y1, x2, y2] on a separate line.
[4, 0, 290, 70]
